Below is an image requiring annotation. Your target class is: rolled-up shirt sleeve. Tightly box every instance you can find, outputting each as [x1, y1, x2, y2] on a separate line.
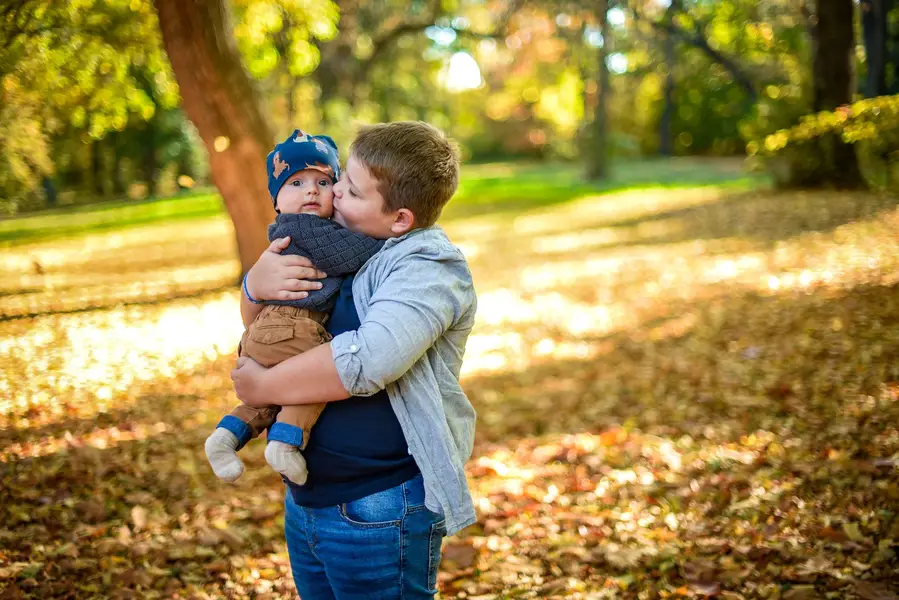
[330, 253, 473, 396]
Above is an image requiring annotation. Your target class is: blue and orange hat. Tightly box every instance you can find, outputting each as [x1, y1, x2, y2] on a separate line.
[266, 129, 341, 212]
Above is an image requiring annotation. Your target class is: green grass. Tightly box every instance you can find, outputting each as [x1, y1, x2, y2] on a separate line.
[0, 158, 766, 247]
[447, 158, 765, 220]
[0, 190, 223, 247]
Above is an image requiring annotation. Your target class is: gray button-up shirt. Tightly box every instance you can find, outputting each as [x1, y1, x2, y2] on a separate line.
[329, 226, 478, 535]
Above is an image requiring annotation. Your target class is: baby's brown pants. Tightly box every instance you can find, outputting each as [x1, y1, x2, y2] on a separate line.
[228, 305, 331, 450]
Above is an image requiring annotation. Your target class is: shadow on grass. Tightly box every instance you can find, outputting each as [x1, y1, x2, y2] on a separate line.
[581, 188, 899, 248]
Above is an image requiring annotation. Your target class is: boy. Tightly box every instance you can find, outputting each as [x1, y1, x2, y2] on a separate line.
[231, 121, 477, 597]
[205, 130, 384, 485]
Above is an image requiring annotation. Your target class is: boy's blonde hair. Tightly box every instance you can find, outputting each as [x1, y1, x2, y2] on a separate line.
[350, 121, 460, 228]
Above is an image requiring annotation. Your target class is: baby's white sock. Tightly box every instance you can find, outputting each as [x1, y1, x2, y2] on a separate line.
[265, 441, 308, 485]
[205, 428, 244, 482]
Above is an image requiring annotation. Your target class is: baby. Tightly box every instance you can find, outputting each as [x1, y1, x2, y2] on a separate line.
[205, 130, 383, 485]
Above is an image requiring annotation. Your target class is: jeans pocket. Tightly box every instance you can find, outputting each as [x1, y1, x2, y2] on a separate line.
[427, 518, 447, 592]
[338, 484, 405, 529]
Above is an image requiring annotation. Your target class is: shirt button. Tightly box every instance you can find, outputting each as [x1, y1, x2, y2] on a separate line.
[349, 344, 358, 353]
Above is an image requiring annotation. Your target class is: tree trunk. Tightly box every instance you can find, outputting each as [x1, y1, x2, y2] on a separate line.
[659, 0, 680, 156]
[861, 0, 889, 97]
[110, 131, 126, 197]
[177, 149, 193, 192]
[153, 0, 276, 277]
[811, 0, 864, 188]
[143, 140, 158, 197]
[659, 44, 675, 155]
[92, 139, 105, 197]
[888, 2, 899, 94]
[585, 0, 611, 180]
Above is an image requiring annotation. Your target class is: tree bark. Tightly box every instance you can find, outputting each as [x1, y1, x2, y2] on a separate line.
[811, 0, 864, 188]
[585, 0, 611, 180]
[153, 0, 275, 277]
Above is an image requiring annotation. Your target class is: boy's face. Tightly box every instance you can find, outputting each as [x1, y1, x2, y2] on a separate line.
[275, 169, 335, 217]
[332, 154, 413, 239]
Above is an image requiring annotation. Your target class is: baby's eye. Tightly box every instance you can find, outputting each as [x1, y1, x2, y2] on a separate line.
[318, 179, 330, 187]
[290, 179, 304, 186]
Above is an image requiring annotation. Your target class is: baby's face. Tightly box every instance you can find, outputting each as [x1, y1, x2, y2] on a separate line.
[276, 169, 335, 217]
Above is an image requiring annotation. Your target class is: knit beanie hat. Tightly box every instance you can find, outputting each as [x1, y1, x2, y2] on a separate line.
[266, 129, 341, 211]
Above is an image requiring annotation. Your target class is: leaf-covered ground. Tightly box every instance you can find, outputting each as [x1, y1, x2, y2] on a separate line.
[2, 161, 899, 599]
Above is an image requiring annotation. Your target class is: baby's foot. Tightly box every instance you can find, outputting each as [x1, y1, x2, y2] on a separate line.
[205, 428, 244, 482]
[265, 441, 308, 485]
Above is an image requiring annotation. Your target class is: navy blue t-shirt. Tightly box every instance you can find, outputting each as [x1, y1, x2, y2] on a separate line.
[288, 275, 420, 507]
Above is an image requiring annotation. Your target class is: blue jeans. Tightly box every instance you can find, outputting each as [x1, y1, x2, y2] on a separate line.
[284, 474, 447, 599]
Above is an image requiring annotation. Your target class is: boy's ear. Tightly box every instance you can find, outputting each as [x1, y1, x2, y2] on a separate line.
[390, 208, 415, 235]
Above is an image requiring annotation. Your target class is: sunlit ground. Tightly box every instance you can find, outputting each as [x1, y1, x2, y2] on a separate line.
[2, 160, 899, 599]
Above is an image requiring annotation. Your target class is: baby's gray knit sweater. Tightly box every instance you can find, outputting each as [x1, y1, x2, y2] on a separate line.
[264, 213, 384, 313]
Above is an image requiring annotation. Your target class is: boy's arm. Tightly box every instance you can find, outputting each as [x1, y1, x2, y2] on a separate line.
[288, 217, 384, 276]
[240, 237, 328, 329]
[330, 254, 473, 395]
[234, 344, 349, 406]
[240, 253, 473, 406]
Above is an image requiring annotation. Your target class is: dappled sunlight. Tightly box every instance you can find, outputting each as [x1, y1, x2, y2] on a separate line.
[458, 426, 835, 594]
[1, 215, 234, 275]
[0, 217, 238, 318]
[0, 261, 238, 319]
[530, 219, 686, 254]
[5, 185, 898, 434]
[509, 187, 724, 237]
[0, 292, 243, 433]
[3, 181, 899, 598]
[461, 291, 624, 376]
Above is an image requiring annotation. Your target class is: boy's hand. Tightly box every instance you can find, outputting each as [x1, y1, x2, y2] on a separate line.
[231, 356, 270, 407]
[246, 237, 327, 302]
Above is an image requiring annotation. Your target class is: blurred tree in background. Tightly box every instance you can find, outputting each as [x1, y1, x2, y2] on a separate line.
[0, 0, 182, 211]
[3, 0, 899, 246]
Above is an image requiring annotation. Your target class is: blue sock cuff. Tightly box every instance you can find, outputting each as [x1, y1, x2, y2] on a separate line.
[267, 422, 305, 447]
[217, 415, 254, 450]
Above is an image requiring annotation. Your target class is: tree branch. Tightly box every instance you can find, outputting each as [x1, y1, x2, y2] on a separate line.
[362, 0, 444, 71]
[361, 0, 523, 72]
[669, 20, 757, 101]
[631, 3, 758, 102]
